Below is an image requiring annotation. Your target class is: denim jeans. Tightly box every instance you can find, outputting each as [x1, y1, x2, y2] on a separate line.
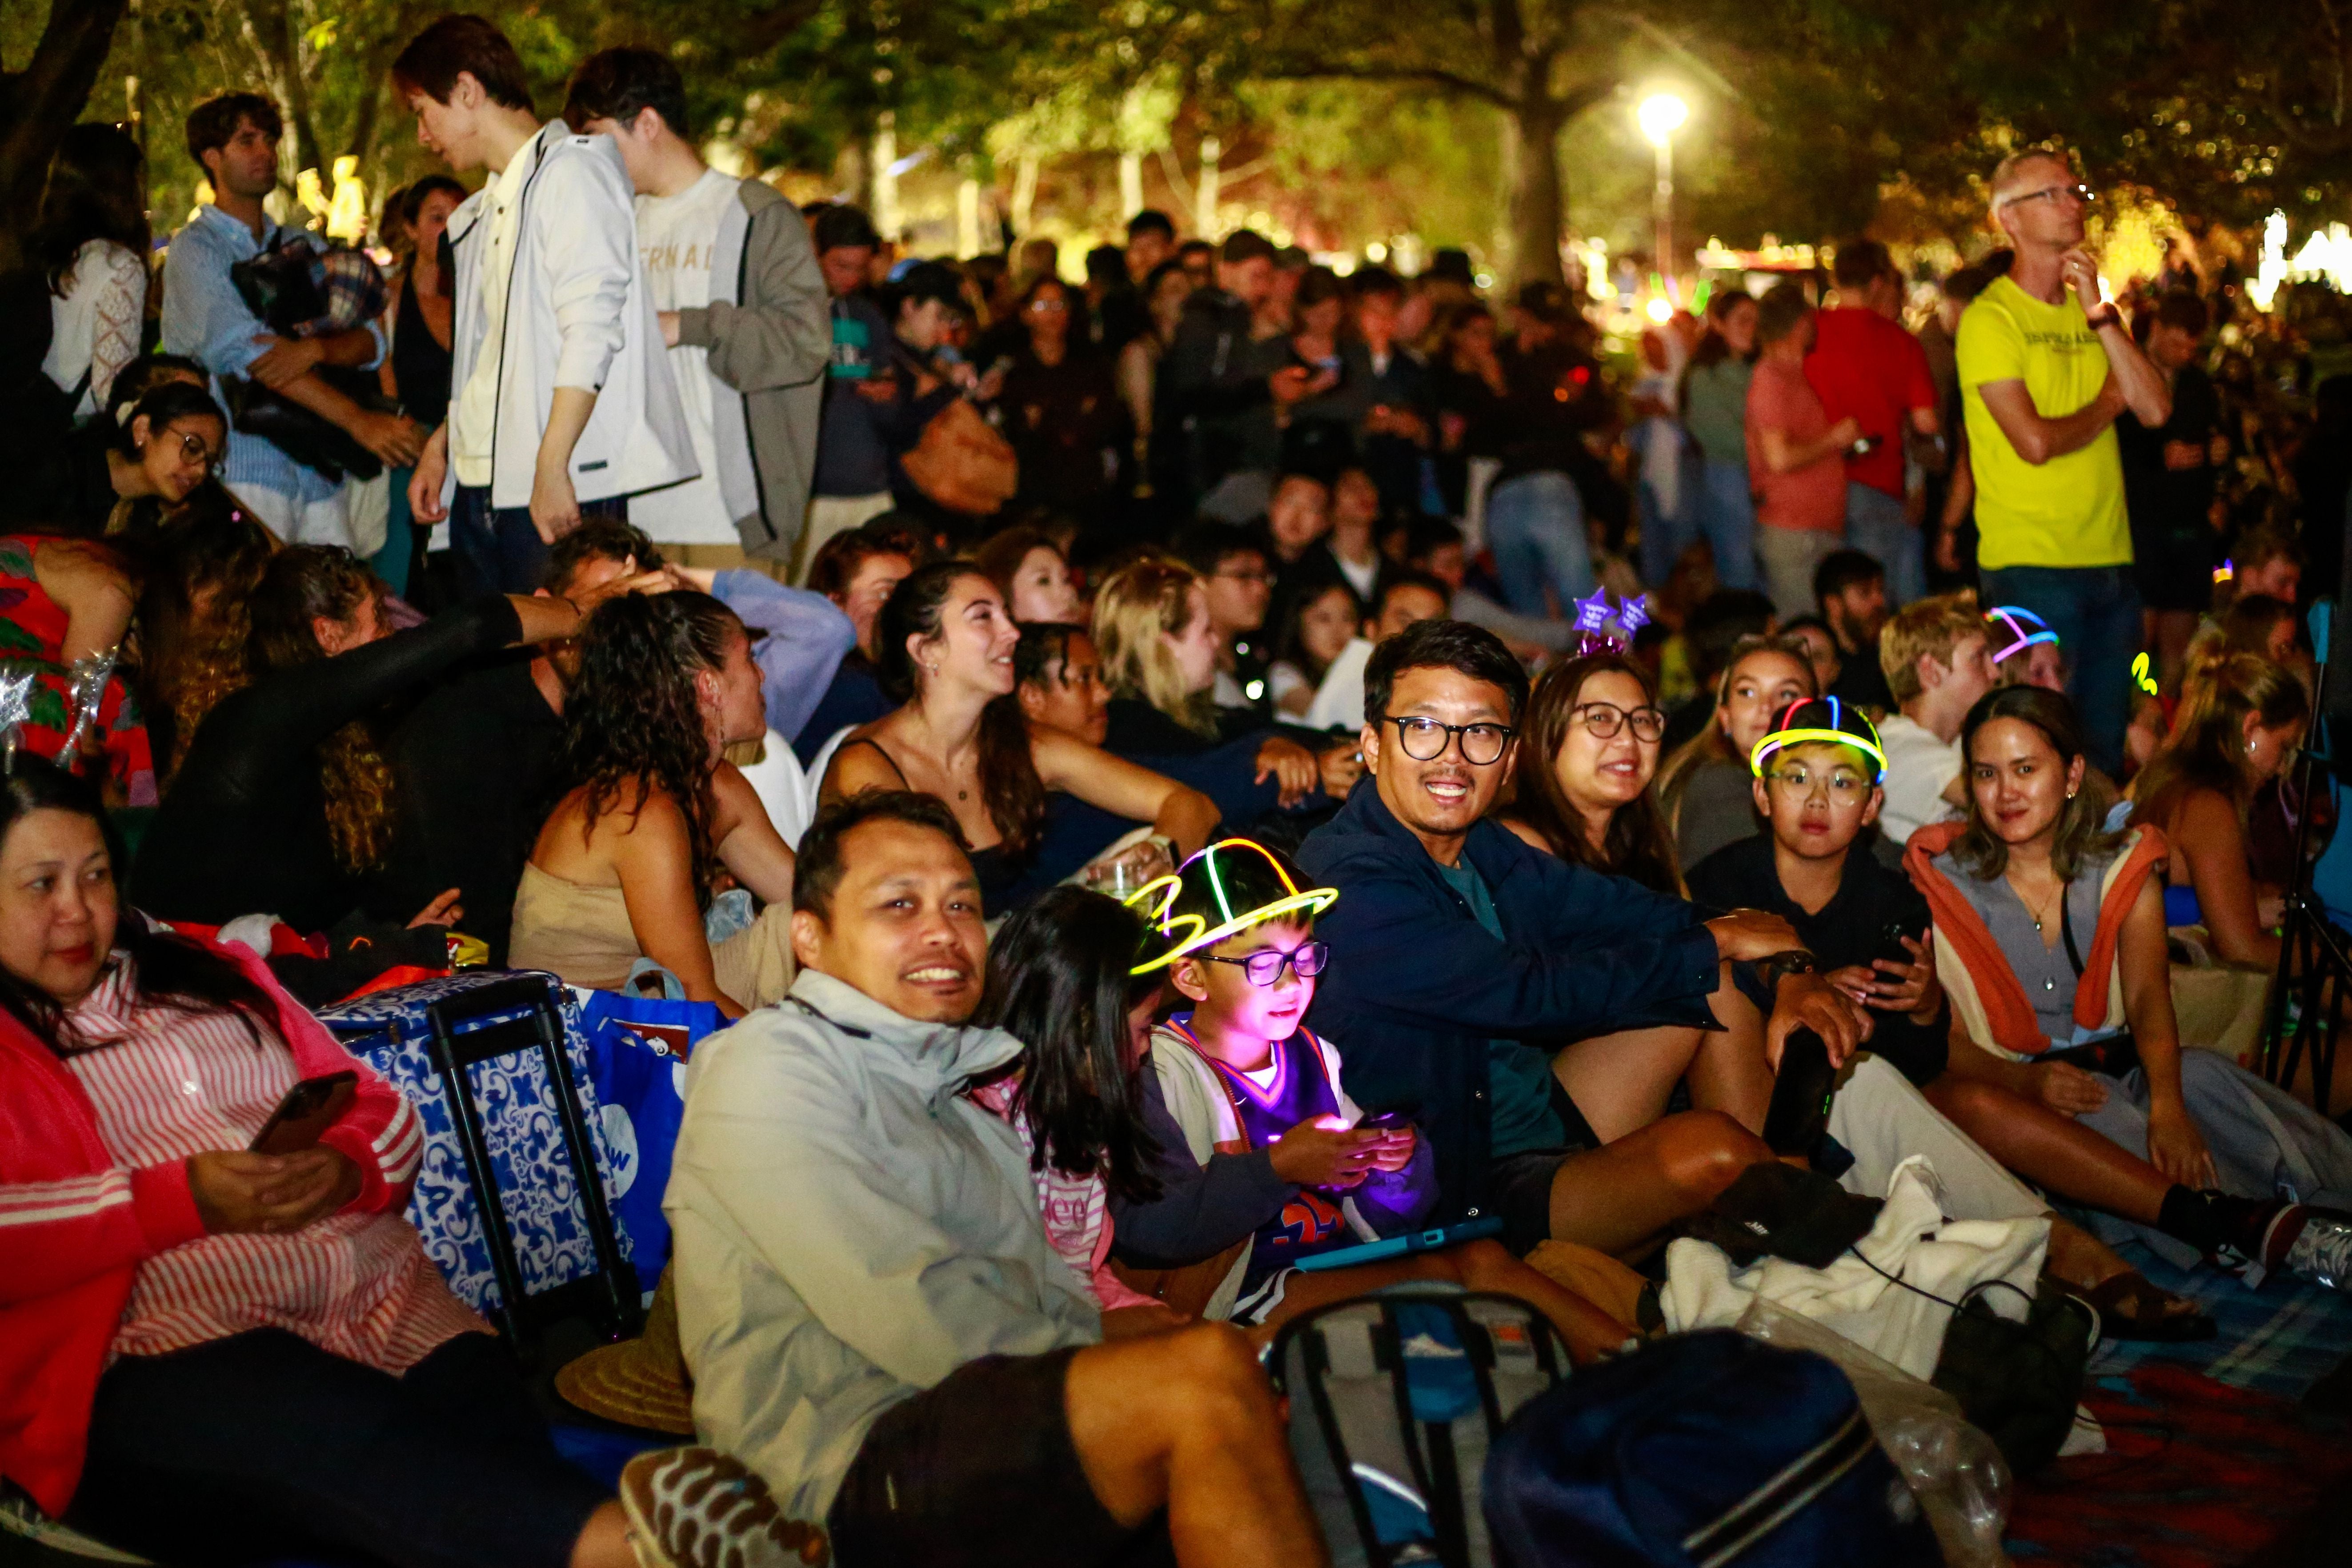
[1637, 449, 1704, 590]
[1845, 482, 1923, 607]
[449, 485, 629, 596]
[1694, 458, 1759, 592]
[1979, 563, 2141, 776]
[1486, 470, 1595, 616]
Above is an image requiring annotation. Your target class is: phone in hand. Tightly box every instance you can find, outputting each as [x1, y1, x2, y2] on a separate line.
[249, 1071, 357, 1155]
[1357, 1110, 1413, 1132]
[1880, 920, 1925, 966]
[1761, 1029, 1837, 1156]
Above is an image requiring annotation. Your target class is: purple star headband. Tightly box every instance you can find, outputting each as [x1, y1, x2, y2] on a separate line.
[1571, 590, 1653, 656]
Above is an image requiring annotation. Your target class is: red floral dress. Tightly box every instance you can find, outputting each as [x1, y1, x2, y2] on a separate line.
[0, 535, 156, 805]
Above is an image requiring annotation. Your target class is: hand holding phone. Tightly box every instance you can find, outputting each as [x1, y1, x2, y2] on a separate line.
[250, 1071, 357, 1155]
[1761, 1028, 1838, 1155]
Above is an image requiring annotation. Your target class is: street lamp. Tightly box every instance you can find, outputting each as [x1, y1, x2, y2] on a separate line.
[1636, 92, 1689, 296]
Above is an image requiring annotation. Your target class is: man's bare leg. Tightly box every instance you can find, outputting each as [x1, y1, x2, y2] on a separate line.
[1064, 1323, 1329, 1568]
[1544, 1112, 1774, 1255]
[1550, 962, 1775, 1138]
[1245, 1239, 1636, 1363]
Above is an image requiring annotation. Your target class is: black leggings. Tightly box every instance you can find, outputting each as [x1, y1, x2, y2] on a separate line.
[68, 1329, 608, 1568]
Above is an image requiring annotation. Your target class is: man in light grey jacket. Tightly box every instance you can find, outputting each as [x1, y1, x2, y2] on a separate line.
[396, 14, 695, 594]
[626, 791, 1325, 1568]
[565, 49, 829, 572]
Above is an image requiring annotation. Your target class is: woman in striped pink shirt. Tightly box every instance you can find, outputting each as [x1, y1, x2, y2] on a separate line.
[0, 758, 645, 1568]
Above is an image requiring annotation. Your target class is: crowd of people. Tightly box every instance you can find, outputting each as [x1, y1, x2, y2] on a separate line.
[6, 14, 2352, 1566]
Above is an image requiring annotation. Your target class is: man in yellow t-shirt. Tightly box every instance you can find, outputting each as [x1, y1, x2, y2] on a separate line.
[1954, 148, 2171, 773]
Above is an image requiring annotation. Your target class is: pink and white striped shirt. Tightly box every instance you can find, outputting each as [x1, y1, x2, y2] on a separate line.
[60, 957, 485, 1369]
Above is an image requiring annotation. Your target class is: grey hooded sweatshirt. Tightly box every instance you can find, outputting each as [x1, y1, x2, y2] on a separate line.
[667, 969, 1101, 1522]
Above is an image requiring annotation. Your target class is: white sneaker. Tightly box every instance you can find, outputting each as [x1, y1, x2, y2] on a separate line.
[618, 1447, 829, 1568]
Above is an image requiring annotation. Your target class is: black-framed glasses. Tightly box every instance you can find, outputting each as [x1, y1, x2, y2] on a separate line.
[1572, 701, 1666, 742]
[1999, 182, 2096, 211]
[1199, 941, 1330, 987]
[1380, 714, 1515, 765]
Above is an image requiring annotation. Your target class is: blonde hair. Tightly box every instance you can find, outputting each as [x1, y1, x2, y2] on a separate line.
[1091, 557, 1217, 736]
[2132, 652, 2310, 826]
[1880, 590, 1983, 704]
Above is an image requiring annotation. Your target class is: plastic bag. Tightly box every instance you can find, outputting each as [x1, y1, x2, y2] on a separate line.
[1739, 1296, 2013, 1568]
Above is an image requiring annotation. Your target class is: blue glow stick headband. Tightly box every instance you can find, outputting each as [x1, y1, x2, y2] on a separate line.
[1127, 838, 1340, 976]
[1985, 605, 2059, 665]
[1747, 696, 1887, 782]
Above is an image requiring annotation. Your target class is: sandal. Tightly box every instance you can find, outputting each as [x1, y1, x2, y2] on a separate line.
[2079, 1271, 2216, 1343]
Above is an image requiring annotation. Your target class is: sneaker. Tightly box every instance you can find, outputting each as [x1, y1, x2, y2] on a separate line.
[618, 1447, 829, 1568]
[2285, 1210, 2352, 1291]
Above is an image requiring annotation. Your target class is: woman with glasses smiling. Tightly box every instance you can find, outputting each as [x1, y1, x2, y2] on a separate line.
[1500, 653, 1683, 894]
[4, 381, 226, 542]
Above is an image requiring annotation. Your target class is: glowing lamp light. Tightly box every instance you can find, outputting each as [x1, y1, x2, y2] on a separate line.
[1637, 93, 1689, 147]
[2250, 212, 2290, 311]
[1644, 296, 1674, 323]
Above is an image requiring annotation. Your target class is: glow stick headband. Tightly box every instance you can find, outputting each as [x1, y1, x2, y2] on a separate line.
[1747, 696, 1887, 782]
[1985, 605, 2059, 665]
[1127, 837, 1340, 975]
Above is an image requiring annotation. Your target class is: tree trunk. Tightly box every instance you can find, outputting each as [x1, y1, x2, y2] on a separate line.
[1504, 93, 1568, 289]
[0, 0, 131, 274]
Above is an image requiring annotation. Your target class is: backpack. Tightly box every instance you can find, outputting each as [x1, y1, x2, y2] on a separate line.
[1483, 1329, 1941, 1568]
[1266, 1287, 1572, 1568]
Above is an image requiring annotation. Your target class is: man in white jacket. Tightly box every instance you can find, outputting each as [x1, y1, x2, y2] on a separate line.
[394, 13, 694, 594]
[628, 790, 1326, 1568]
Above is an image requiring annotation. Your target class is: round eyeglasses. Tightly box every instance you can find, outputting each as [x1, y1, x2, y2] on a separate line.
[1766, 764, 1872, 803]
[1198, 941, 1330, 987]
[1571, 701, 1666, 742]
[1379, 714, 1514, 766]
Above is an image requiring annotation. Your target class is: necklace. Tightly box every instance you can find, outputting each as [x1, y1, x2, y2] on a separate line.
[2009, 871, 2062, 933]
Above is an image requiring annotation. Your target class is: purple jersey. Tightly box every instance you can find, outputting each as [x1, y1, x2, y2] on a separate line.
[1162, 1014, 1356, 1289]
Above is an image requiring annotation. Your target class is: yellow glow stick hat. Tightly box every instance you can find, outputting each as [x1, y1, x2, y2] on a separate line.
[1748, 696, 1887, 783]
[1127, 837, 1340, 976]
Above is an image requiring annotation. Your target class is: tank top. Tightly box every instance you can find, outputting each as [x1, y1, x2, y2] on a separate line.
[0, 534, 155, 805]
[837, 735, 1024, 910]
[1160, 1013, 1355, 1290]
[391, 269, 454, 433]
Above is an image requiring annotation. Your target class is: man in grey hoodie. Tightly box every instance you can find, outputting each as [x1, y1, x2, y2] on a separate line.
[566, 49, 830, 573]
[625, 790, 1326, 1568]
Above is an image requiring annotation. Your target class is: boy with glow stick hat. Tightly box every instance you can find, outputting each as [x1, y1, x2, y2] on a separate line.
[1111, 838, 1643, 1351]
[1985, 604, 2066, 693]
[1685, 698, 2218, 1335]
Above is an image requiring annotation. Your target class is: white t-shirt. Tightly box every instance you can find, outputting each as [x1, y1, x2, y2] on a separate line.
[451, 130, 541, 490]
[1876, 712, 1963, 849]
[628, 168, 741, 545]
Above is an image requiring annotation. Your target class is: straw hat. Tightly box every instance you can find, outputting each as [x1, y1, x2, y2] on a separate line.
[555, 1267, 696, 1436]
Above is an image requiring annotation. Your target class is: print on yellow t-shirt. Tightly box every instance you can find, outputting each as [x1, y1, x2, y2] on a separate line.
[1955, 275, 2132, 571]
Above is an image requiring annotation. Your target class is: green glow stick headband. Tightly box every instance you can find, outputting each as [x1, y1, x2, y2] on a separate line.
[1747, 696, 1887, 782]
[1127, 837, 1340, 975]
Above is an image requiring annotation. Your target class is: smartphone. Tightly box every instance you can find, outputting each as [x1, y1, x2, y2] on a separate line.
[1880, 920, 1925, 966]
[249, 1071, 358, 1155]
[1761, 1029, 1837, 1156]
[1357, 1110, 1413, 1132]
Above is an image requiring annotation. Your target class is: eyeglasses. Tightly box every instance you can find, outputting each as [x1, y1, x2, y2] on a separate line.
[1026, 297, 1069, 314]
[1767, 765, 1872, 802]
[1213, 566, 1271, 585]
[1380, 714, 1515, 766]
[1999, 182, 2096, 212]
[1198, 941, 1330, 987]
[1571, 701, 1666, 742]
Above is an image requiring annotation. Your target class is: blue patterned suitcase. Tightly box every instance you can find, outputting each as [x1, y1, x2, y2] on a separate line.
[320, 970, 639, 1342]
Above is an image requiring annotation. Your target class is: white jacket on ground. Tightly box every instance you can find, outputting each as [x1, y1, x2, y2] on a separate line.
[441, 122, 694, 509]
[666, 969, 1100, 1524]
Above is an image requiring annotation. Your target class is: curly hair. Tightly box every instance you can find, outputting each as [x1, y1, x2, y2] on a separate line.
[139, 501, 276, 783]
[551, 592, 744, 912]
[1511, 654, 1681, 894]
[875, 561, 1048, 859]
[246, 546, 395, 873]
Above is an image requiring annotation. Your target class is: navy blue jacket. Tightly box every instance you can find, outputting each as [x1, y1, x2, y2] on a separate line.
[1296, 784, 1721, 1223]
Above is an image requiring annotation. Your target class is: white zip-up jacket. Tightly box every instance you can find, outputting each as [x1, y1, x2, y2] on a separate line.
[441, 123, 694, 509]
[666, 969, 1100, 1523]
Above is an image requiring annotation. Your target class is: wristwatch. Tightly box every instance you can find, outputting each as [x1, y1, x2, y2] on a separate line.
[2084, 304, 2124, 332]
[1754, 950, 1819, 988]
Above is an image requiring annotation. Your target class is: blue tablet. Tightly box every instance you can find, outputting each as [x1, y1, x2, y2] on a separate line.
[1292, 1216, 1506, 1272]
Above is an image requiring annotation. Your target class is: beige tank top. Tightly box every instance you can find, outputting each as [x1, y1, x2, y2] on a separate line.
[506, 862, 644, 991]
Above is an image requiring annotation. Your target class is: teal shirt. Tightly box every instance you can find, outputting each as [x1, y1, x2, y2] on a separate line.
[1682, 355, 1755, 465]
[1433, 858, 1567, 1159]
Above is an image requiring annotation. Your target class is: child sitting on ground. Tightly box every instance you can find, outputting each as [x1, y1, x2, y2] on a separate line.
[1108, 838, 1641, 1359]
[1685, 697, 2213, 1337]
